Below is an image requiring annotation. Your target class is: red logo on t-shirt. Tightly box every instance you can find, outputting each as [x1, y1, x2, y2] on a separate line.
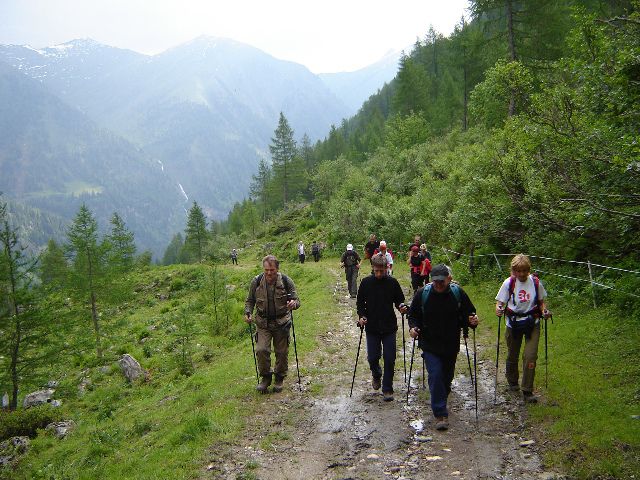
[518, 290, 530, 302]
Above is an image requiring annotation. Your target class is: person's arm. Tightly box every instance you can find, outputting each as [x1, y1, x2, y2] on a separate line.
[244, 277, 258, 322]
[284, 276, 301, 310]
[356, 280, 367, 326]
[407, 288, 423, 337]
[495, 278, 509, 316]
[461, 289, 479, 329]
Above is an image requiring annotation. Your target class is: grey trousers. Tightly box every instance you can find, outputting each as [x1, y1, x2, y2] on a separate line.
[505, 323, 540, 392]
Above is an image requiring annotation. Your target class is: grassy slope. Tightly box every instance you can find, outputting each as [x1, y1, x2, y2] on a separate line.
[6, 255, 337, 480]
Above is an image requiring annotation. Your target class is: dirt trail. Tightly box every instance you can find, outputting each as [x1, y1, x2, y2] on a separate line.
[207, 269, 562, 480]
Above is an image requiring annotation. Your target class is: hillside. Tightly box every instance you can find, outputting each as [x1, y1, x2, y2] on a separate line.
[0, 61, 185, 255]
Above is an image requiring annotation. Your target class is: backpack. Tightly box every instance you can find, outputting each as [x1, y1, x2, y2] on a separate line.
[344, 251, 357, 267]
[312, 244, 319, 254]
[255, 273, 292, 296]
[422, 283, 462, 311]
[506, 274, 541, 337]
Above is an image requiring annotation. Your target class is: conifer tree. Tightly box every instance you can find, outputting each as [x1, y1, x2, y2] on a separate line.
[269, 112, 298, 207]
[250, 158, 273, 221]
[40, 239, 68, 289]
[0, 201, 53, 409]
[106, 212, 136, 273]
[163, 233, 185, 265]
[184, 202, 208, 262]
[66, 204, 105, 358]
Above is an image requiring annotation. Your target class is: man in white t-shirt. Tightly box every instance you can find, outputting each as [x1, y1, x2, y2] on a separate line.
[297, 241, 305, 264]
[495, 254, 552, 403]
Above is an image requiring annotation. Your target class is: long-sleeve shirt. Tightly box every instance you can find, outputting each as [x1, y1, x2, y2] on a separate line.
[408, 284, 476, 356]
[356, 274, 405, 334]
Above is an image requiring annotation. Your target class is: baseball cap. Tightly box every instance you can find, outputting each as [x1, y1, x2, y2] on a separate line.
[346, 244, 353, 251]
[431, 264, 450, 281]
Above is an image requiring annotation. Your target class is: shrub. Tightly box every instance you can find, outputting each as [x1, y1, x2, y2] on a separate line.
[0, 405, 63, 441]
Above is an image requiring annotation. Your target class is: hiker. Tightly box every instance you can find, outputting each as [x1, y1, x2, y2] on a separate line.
[311, 241, 320, 262]
[410, 235, 422, 251]
[356, 254, 407, 401]
[231, 248, 238, 265]
[245, 255, 301, 393]
[297, 241, 305, 264]
[495, 254, 551, 403]
[341, 243, 361, 298]
[408, 245, 426, 293]
[364, 234, 380, 261]
[408, 264, 480, 430]
[374, 240, 393, 275]
[419, 243, 432, 282]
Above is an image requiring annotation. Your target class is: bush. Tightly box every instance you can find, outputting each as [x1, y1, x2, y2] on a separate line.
[0, 405, 63, 441]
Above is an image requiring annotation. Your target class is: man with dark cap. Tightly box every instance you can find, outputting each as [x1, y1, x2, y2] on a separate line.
[408, 264, 480, 430]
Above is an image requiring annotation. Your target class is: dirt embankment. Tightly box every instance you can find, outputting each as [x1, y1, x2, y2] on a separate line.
[206, 270, 563, 480]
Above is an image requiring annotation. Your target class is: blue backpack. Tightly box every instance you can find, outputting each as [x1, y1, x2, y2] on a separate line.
[421, 283, 462, 311]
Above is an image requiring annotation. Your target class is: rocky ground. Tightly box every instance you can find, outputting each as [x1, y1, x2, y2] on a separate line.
[204, 270, 564, 480]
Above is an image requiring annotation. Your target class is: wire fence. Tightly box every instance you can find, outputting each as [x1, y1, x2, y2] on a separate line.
[434, 246, 640, 302]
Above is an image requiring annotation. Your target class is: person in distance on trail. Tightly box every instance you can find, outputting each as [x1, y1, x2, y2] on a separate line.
[495, 254, 551, 403]
[410, 234, 422, 251]
[245, 255, 301, 393]
[364, 234, 380, 262]
[341, 243, 361, 298]
[356, 254, 407, 401]
[297, 241, 305, 263]
[408, 245, 428, 293]
[374, 240, 394, 276]
[408, 264, 480, 431]
[311, 241, 321, 262]
[231, 248, 238, 265]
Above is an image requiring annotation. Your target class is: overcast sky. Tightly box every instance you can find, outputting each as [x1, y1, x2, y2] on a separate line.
[0, 0, 470, 73]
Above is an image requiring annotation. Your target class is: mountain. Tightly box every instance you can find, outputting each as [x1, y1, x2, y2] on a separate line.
[0, 60, 186, 255]
[0, 37, 351, 218]
[319, 50, 402, 114]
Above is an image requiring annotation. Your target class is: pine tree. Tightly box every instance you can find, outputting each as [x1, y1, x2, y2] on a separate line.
[66, 204, 105, 358]
[250, 158, 273, 221]
[162, 233, 185, 265]
[106, 212, 136, 273]
[40, 239, 68, 288]
[0, 200, 53, 409]
[269, 112, 298, 208]
[184, 202, 208, 262]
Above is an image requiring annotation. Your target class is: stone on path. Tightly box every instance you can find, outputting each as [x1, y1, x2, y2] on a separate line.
[367, 453, 379, 459]
[23, 389, 55, 408]
[520, 439, 536, 447]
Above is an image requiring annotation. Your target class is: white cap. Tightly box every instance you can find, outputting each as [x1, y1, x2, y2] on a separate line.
[346, 244, 353, 251]
[379, 240, 387, 248]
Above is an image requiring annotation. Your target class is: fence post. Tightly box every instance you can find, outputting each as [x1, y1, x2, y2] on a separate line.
[493, 253, 503, 273]
[469, 243, 475, 275]
[442, 247, 454, 273]
[588, 260, 597, 308]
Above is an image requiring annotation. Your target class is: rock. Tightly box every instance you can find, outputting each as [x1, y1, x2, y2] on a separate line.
[389, 466, 402, 473]
[47, 380, 59, 388]
[520, 440, 536, 447]
[118, 354, 147, 382]
[451, 472, 461, 476]
[1, 393, 8, 409]
[442, 448, 452, 452]
[78, 376, 92, 395]
[631, 415, 640, 420]
[50, 400, 63, 407]
[415, 435, 433, 443]
[425, 456, 442, 461]
[367, 453, 380, 459]
[0, 436, 30, 466]
[99, 366, 110, 374]
[45, 421, 75, 438]
[23, 389, 55, 408]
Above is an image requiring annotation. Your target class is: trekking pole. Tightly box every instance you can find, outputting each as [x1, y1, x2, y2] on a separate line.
[248, 321, 259, 384]
[406, 337, 416, 403]
[402, 313, 407, 382]
[350, 325, 364, 397]
[463, 326, 474, 387]
[473, 326, 478, 424]
[494, 314, 502, 404]
[422, 358, 426, 390]
[544, 312, 553, 389]
[287, 294, 301, 385]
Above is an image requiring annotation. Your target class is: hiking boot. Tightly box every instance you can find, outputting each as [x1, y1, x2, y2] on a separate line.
[256, 374, 272, 394]
[383, 391, 394, 402]
[272, 374, 285, 393]
[508, 383, 520, 392]
[523, 391, 538, 404]
[435, 417, 449, 431]
[371, 376, 381, 390]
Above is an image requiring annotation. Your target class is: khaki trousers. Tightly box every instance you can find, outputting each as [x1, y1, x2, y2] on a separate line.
[505, 323, 540, 393]
[255, 325, 290, 377]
